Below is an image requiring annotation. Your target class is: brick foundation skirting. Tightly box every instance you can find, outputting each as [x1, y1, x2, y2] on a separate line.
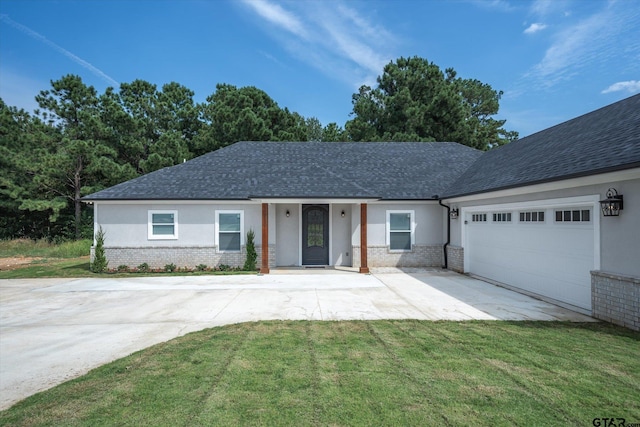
[352, 245, 443, 268]
[91, 245, 276, 270]
[591, 270, 639, 331]
[446, 245, 464, 273]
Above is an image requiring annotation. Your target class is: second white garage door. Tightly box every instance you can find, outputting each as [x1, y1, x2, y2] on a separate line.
[464, 199, 598, 311]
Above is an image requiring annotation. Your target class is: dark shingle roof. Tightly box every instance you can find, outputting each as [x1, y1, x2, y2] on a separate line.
[83, 142, 482, 201]
[444, 94, 640, 198]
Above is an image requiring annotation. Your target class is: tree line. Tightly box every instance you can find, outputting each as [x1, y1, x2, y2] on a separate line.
[0, 56, 518, 241]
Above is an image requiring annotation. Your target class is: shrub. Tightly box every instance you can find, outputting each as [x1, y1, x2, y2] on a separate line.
[244, 229, 257, 271]
[137, 262, 150, 273]
[117, 265, 129, 273]
[91, 226, 108, 273]
[217, 264, 231, 271]
[196, 264, 208, 272]
[164, 263, 177, 272]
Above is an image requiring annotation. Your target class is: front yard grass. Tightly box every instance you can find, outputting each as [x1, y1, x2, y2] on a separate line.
[1, 320, 638, 426]
[0, 239, 255, 279]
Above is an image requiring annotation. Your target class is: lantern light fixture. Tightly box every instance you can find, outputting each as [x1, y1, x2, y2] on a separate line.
[599, 188, 624, 217]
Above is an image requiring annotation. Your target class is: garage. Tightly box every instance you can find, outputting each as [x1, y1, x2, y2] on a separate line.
[463, 197, 599, 312]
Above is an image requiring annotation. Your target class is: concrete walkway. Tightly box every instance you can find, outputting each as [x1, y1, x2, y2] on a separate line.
[0, 269, 593, 410]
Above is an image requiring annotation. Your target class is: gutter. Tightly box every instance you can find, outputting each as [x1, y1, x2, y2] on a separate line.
[436, 196, 450, 269]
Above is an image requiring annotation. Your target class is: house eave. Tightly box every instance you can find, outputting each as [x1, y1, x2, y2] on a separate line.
[442, 164, 640, 202]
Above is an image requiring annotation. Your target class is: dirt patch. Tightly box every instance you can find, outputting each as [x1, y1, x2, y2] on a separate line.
[0, 257, 42, 271]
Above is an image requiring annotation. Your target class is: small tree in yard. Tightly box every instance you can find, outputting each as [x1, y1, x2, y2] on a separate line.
[92, 226, 108, 273]
[244, 229, 257, 271]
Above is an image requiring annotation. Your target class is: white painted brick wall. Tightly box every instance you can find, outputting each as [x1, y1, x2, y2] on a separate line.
[591, 270, 639, 331]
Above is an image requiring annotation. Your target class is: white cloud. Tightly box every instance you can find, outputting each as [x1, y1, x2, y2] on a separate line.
[601, 80, 640, 94]
[524, 23, 547, 34]
[524, 2, 640, 88]
[239, 0, 397, 89]
[240, 0, 307, 38]
[0, 14, 119, 88]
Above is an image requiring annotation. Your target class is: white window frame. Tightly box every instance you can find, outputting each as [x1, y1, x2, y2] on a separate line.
[554, 209, 591, 223]
[148, 210, 178, 240]
[519, 211, 545, 223]
[215, 210, 244, 253]
[386, 210, 415, 252]
[492, 212, 512, 223]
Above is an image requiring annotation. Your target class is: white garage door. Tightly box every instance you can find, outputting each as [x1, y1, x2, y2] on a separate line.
[465, 204, 596, 311]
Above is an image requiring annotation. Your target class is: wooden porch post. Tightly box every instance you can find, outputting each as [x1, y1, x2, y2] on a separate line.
[260, 203, 270, 274]
[359, 203, 369, 274]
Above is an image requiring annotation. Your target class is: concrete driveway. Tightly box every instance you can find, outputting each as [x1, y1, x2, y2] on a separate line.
[0, 268, 593, 409]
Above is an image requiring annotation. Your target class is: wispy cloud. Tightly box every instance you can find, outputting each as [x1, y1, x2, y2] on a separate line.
[0, 14, 119, 87]
[467, 0, 515, 12]
[601, 80, 640, 94]
[238, 0, 397, 88]
[242, 0, 306, 38]
[523, 2, 640, 88]
[524, 23, 547, 34]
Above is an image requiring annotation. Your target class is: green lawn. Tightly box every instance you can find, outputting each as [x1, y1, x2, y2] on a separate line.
[0, 239, 254, 279]
[0, 239, 92, 258]
[1, 320, 638, 426]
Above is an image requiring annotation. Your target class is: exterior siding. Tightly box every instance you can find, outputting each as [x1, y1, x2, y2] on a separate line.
[446, 175, 640, 278]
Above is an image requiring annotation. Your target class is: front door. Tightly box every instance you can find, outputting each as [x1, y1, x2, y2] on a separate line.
[302, 204, 329, 265]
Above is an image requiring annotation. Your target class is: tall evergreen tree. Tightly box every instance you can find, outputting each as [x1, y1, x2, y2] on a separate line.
[346, 56, 518, 149]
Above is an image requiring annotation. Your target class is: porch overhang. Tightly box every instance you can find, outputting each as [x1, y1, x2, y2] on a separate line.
[249, 197, 381, 204]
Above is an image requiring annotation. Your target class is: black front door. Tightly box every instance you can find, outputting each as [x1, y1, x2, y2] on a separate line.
[302, 205, 329, 265]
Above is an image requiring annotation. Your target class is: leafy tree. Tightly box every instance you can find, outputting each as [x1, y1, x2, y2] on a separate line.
[322, 122, 349, 142]
[0, 99, 59, 238]
[305, 117, 323, 142]
[346, 56, 517, 149]
[195, 84, 308, 153]
[30, 75, 131, 239]
[113, 80, 198, 173]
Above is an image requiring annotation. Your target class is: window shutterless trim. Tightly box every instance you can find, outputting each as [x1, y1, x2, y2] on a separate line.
[148, 210, 178, 240]
[386, 210, 415, 252]
[215, 210, 244, 253]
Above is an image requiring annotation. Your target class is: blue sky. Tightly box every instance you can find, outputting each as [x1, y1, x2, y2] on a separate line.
[0, 0, 638, 137]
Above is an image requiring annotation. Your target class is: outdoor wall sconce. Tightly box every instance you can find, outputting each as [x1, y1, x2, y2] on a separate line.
[341, 210, 346, 218]
[286, 210, 290, 217]
[449, 208, 459, 219]
[599, 188, 624, 217]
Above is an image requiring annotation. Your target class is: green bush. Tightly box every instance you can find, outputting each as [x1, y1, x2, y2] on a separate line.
[91, 227, 108, 273]
[243, 229, 257, 271]
[137, 263, 150, 273]
[196, 264, 208, 272]
[117, 265, 129, 273]
[164, 263, 177, 272]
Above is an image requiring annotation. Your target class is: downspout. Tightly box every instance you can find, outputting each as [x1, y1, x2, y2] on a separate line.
[437, 197, 450, 269]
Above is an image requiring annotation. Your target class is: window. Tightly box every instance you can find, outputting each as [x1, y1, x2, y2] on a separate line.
[472, 213, 487, 222]
[555, 209, 590, 222]
[148, 210, 178, 239]
[519, 211, 545, 222]
[387, 210, 414, 251]
[216, 210, 244, 252]
[492, 212, 512, 222]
